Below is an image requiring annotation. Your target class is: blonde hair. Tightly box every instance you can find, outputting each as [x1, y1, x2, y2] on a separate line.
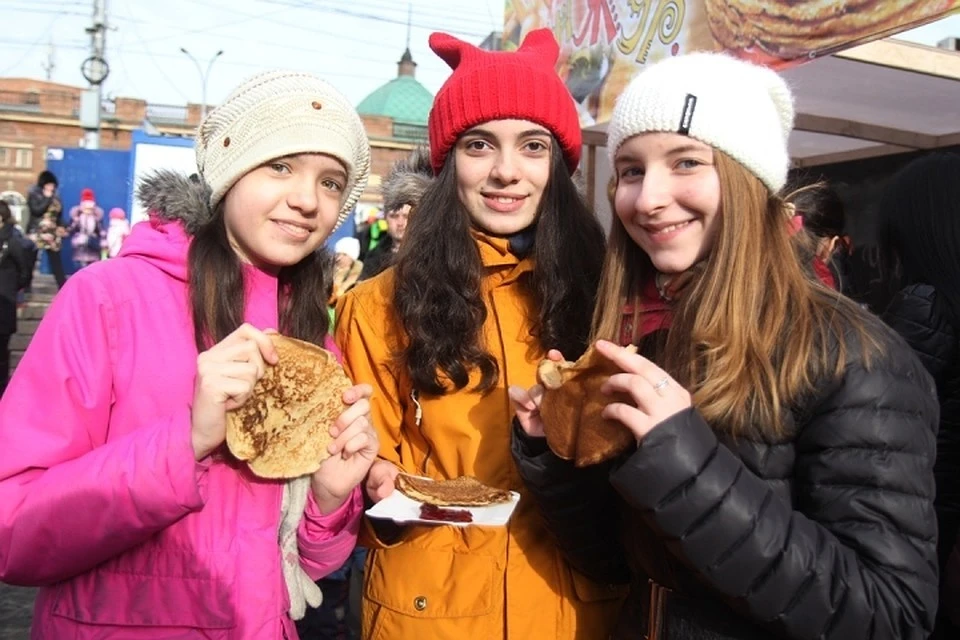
[592, 151, 874, 438]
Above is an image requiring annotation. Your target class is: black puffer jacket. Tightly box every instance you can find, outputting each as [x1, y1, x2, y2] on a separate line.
[883, 283, 960, 630]
[512, 316, 939, 640]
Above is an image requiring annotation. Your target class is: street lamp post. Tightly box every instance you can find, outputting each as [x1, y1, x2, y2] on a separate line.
[180, 47, 224, 119]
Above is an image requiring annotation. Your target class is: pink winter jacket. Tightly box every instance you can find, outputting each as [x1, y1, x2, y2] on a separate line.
[0, 218, 362, 639]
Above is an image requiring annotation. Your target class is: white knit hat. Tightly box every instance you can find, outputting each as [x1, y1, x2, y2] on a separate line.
[195, 70, 371, 229]
[607, 53, 795, 192]
[333, 236, 361, 261]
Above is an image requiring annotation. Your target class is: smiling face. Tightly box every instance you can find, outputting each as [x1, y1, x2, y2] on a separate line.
[222, 153, 347, 273]
[613, 133, 722, 274]
[454, 119, 552, 236]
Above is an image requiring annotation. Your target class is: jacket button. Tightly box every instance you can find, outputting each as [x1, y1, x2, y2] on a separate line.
[413, 596, 427, 611]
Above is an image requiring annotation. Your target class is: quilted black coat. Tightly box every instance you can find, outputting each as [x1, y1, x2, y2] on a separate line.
[883, 283, 960, 633]
[512, 315, 939, 640]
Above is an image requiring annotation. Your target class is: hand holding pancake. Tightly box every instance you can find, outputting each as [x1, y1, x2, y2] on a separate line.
[310, 384, 380, 514]
[596, 340, 691, 442]
[191, 323, 279, 461]
[508, 349, 563, 438]
[365, 459, 401, 504]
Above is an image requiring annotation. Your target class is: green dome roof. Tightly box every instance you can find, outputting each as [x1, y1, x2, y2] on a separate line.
[357, 75, 433, 126]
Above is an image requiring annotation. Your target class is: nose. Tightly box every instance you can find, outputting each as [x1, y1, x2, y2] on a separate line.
[287, 176, 319, 217]
[490, 150, 521, 185]
[633, 167, 670, 217]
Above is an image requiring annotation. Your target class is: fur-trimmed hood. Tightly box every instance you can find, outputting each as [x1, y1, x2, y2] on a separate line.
[136, 170, 213, 236]
[381, 146, 433, 214]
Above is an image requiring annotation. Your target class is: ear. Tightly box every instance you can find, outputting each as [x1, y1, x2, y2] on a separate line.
[816, 236, 839, 261]
[429, 32, 466, 70]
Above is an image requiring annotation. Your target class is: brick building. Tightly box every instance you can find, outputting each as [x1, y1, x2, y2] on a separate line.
[0, 51, 432, 208]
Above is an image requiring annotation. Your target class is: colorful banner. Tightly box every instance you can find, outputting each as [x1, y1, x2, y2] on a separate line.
[504, 0, 960, 125]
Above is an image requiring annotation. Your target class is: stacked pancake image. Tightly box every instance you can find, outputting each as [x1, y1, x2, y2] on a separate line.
[705, 0, 955, 59]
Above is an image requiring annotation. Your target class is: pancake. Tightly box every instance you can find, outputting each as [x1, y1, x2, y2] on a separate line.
[538, 344, 638, 467]
[226, 334, 352, 479]
[395, 474, 513, 507]
[705, 0, 950, 58]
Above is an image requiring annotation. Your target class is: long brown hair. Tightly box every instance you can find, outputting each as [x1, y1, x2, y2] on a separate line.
[592, 150, 875, 437]
[189, 204, 332, 351]
[394, 142, 606, 396]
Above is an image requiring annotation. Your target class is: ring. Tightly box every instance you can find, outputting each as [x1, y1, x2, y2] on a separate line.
[652, 376, 670, 392]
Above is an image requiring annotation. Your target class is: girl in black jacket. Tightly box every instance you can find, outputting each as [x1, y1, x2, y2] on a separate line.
[878, 152, 960, 638]
[510, 53, 939, 640]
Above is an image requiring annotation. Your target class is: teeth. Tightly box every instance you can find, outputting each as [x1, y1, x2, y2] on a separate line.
[277, 221, 308, 235]
[495, 197, 516, 203]
[652, 221, 689, 235]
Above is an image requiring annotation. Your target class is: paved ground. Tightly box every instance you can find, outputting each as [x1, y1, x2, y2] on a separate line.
[0, 583, 34, 640]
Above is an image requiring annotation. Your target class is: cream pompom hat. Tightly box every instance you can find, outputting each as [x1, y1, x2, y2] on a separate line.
[607, 53, 795, 192]
[195, 70, 371, 229]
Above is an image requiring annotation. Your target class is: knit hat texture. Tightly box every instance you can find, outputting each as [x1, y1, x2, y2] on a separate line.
[334, 236, 361, 261]
[195, 70, 371, 229]
[427, 29, 582, 175]
[607, 53, 795, 192]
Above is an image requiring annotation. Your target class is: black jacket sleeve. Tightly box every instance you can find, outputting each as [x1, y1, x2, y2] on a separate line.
[510, 419, 630, 585]
[609, 345, 939, 639]
[882, 283, 958, 382]
[26, 189, 51, 219]
[8, 230, 30, 290]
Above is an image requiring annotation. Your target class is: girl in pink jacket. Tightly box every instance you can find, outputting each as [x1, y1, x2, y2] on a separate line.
[0, 70, 375, 639]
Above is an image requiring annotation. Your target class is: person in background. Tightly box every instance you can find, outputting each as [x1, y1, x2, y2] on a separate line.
[878, 151, 960, 640]
[787, 181, 851, 293]
[25, 170, 66, 289]
[510, 52, 939, 640]
[358, 147, 431, 282]
[0, 70, 377, 639]
[0, 202, 29, 395]
[331, 236, 363, 303]
[68, 188, 106, 269]
[337, 29, 619, 640]
[106, 207, 132, 258]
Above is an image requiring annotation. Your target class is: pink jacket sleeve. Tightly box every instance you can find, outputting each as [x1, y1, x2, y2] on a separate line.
[0, 273, 207, 586]
[297, 487, 363, 581]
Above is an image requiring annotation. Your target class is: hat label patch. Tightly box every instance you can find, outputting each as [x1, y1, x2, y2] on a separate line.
[678, 94, 697, 135]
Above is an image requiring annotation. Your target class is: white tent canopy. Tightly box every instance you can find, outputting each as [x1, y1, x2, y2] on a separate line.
[581, 38, 960, 224]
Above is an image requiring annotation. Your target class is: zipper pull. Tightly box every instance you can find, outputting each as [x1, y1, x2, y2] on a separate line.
[411, 389, 422, 426]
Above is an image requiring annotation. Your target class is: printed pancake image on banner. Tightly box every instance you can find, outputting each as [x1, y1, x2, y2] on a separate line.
[503, 0, 960, 125]
[705, 0, 960, 62]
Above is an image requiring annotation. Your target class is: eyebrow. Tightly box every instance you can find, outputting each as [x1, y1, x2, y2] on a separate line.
[615, 143, 711, 165]
[664, 143, 711, 156]
[462, 127, 552, 139]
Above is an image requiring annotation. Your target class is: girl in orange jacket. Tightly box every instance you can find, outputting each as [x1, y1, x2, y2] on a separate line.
[335, 29, 623, 640]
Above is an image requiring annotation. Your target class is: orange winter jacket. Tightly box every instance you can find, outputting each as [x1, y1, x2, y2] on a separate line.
[335, 233, 624, 640]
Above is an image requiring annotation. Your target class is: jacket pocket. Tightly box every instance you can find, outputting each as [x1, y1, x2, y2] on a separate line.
[365, 545, 497, 618]
[51, 556, 236, 629]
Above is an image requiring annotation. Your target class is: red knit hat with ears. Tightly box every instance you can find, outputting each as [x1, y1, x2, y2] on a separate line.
[427, 29, 582, 175]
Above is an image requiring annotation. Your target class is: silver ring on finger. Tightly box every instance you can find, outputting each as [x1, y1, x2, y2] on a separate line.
[652, 376, 670, 394]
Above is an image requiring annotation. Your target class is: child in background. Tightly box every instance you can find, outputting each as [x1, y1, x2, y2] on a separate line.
[106, 207, 131, 258]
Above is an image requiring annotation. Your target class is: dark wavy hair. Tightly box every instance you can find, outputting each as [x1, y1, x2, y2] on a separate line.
[188, 204, 333, 351]
[394, 142, 605, 396]
[878, 151, 960, 326]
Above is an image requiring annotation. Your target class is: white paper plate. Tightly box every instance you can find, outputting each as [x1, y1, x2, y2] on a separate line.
[365, 486, 521, 528]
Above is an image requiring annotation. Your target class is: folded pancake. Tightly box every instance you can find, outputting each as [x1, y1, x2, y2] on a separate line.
[395, 474, 513, 507]
[227, 334, 353, 479]
[705, 0, 949, 58]
[538, 344, 638, 467]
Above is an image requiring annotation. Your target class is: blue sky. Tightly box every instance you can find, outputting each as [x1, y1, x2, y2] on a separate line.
[1, 1, 957, 109]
